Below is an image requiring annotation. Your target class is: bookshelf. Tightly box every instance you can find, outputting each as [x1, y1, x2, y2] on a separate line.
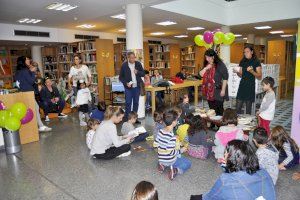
[181, 45, 206, 75]
[0, 47, 12, 88]
[41, 47, 58, 81]
[57, 43, 77, 81]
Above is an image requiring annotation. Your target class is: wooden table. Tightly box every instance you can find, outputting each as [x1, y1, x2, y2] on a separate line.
[145, 80, 202, 114]
[0, 91, 39, 144]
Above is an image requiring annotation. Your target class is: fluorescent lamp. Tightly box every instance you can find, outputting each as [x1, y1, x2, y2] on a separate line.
[187, 27, 204, 30]
[118, 29, 126, 32]
[18, 18, 42, 24]
[270, 30, 284, 34]
[156, 21, 177, 26]
[280, 34, 293, 38]
[254, 26, 271, 30]
[150, 32, 165, 36]
[77, 24, 96, 29]
[111, 14, 126, 20]
[46, 2, 78, 11]
[234, 34, 242, 37]
[174, 35, 188, 38]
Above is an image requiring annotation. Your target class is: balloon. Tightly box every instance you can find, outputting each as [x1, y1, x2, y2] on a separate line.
[194, 35, 205, 46]
[223, 32, 235, 45]
[21, 108, 34, 124]
[10, 102, 27, 120]
[212, 28, 221, 34]
[0, 110, 10, 127]
[5, 116, 21, 131]
[0, 101, 5, 110]
[204, 42, 213, 49]
[203, 31, 213, 44]
[213, 31, 225, 44]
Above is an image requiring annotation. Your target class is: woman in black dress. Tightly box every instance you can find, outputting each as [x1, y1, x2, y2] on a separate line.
[199, 49, 229, 115]
[234, 46, 262, 114]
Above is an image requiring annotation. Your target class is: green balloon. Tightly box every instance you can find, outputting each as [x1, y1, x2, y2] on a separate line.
[204, 42, 213, 49]
[223, 32, 235, 45]
[213, 31, 225, 44]
[5, 116, 21, 131]
[194, 35, 205, 46]
[11, 103, 27, 120]
[0, 110, 9, 127]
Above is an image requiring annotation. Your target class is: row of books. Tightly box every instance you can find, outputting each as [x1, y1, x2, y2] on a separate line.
[78, 42, 96, 52]
[82, 53, 97, 63]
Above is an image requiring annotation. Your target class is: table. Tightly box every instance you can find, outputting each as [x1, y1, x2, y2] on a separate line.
[145, 80, 202, 114]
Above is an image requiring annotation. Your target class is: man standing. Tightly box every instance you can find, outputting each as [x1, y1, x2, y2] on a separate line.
[119, 52, 145, 122]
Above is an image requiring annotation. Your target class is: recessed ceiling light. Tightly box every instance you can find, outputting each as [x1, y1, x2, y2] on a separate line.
[156, 21, 177, 26]
[118, 28, 126, 32]
[18, 18, 42, 24]
[254, 26, 272, 30]
[280, 34, 293, 38]
[150, 32, 165, 36]
[270, 30, 284, 34]
[234, 34, 242, 37]
[174, 35, 188, 38]
[243, 37, 247, 40]
[46, 2, 78, 11]
[187, 27, 205, 31]
[77, 24, 96, 29]
[111, 14, 126, 20]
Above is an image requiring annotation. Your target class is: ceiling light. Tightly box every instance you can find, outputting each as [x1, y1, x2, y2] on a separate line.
[187, 27, 205, 31]
[243, 37, 247, 40]
[280, 34, 293, 38]
[234, 34, 242, 37]
[18, 18, 42, 24]
[156, 21, 177, 26]
[46, 3, 78, 11]
[150, 32, 165, 36]
[118, 29, 126, 32]
[254, 26, 272, 30]
[77, 24, 96, 29]
[174, 35, 188, 38]
[111, 14, 126, 20]
[270, 30, 284, 34]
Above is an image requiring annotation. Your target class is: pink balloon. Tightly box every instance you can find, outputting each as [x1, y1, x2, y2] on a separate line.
[0, 101, 5, 110]
[203, 31, 213, 44]
[21, 108, 34, 124]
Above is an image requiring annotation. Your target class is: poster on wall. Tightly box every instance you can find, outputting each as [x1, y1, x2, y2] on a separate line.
[291, 20, 300, 145]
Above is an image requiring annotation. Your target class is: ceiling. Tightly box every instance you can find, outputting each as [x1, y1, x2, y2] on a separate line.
[0, 0, 297, 42]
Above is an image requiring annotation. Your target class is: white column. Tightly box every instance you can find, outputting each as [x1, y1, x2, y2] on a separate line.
[220, 26, 230, 64]
[247, 34, 255, 44]
[31, 45, 43, 76]
[125, 4, 145, 118]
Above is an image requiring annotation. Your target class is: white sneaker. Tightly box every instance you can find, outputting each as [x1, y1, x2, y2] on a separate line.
[39, 126, 52, 132]
[45, 116, 50, 122]
[58, 113, 68, 118]
[80, 121, 87, 126]
[117, 151, 131, 158]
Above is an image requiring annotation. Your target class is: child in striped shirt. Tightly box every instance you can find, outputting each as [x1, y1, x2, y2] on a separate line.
[155, 109, 192, 180]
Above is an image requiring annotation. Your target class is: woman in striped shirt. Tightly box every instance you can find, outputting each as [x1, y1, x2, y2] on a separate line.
[155, 109, 191, 180]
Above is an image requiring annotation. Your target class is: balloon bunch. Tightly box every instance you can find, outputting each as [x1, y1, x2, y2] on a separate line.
[194, 29, 236, 49]
[0, 101, 34, 131]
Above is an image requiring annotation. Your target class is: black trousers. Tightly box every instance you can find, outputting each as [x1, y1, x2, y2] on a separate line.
[236, 99, 252, 115]
[190, 195, 203, 200]
[93, 144, 131, 160]
[208, 100, 224, 116]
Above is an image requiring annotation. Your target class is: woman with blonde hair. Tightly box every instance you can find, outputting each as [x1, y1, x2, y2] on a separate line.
[90, 106, 133, 159]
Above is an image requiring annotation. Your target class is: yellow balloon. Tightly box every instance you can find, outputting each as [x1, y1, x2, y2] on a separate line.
[223, 32, 235, 45]
[194, 35, 205, 46]
[213, 31, 225, 44]
[204, 42, 213, 49]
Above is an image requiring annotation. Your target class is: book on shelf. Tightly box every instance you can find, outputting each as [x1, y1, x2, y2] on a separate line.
[78, 42, 96, 52]
[82, 53, 96, 63]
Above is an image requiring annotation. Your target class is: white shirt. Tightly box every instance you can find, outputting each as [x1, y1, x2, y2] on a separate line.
[90, 120, 130, 155]
[128, 62, 137, 87]
[86, 130, 95, 150]
[68, 65, 91, 87]
[76, 88, 91, 105]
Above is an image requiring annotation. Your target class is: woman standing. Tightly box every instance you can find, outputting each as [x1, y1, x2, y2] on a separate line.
[199, 49, 228, 116]
[234, 46, 262, 114]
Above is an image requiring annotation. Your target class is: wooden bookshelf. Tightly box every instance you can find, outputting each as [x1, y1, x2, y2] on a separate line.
[57, 43, 77, 81]
[113, 43, 127, 76]
[143, 42, 150, 71]
[180, 45, 206, 75]
[41, 46, 58, 81]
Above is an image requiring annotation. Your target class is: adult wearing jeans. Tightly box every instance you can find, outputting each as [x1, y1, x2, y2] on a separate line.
[119, 52, 145, 121]
[40, 77, 68, 122]
[14, 56, 52, 132]
[234, 46, 262, 114]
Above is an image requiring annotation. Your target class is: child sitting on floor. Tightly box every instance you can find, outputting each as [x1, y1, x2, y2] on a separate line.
[187, 115, 212, 159]
[179, 94, 195, 118]
[176, 113, 193, 144]
[76, 80, 92, 126]
[253, 127, 279, 184]
[131, 181, 158, 200]
[153, 109, 165, 140]
[86, 118, 100, 150]
[213, 108, 245, 163]
[121, 111, 149, 143]
[155, 109, 191, 180]
[90, 101, 106, 122]
[271, 126, 299, 170]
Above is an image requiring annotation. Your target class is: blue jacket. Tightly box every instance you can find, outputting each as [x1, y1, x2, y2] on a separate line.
[15, 68, 37, 93]
[119, 61, 145, 89]
[40, 86, 61, 104]
[203, 169, 276, 200]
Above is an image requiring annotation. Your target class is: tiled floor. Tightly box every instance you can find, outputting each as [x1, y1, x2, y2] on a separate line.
[0, 100, 299, 200]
